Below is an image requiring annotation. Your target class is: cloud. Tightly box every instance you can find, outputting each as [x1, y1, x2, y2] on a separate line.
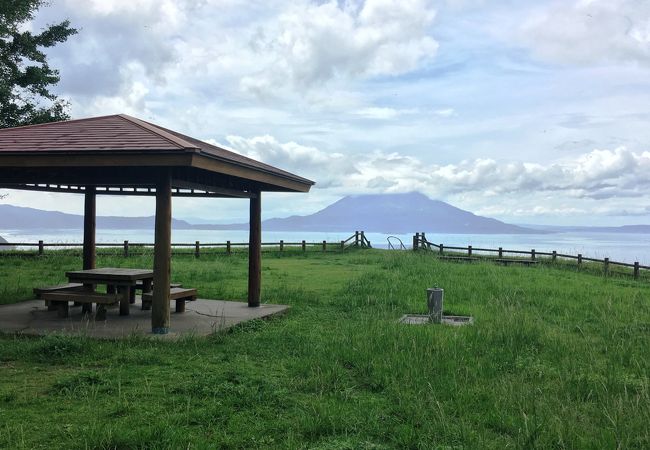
[352, 107, 419, 119]
[36, 0, 439, 115]
[519, 0, 650, 66]
[215, 135, 352, 189]
[433, 108, 455, 117]
[39, 0, 195, 99]
[223, 134, 650, 205]
[239, 0, 439, 94]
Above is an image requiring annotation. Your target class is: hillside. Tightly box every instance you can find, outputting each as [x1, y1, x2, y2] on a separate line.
[0, 204, 194, 230]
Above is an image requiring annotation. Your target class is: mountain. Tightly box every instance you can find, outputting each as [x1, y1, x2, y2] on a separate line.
[0, 204, 195, 230]
[4, 194, 646, 235]
[258, 193, 538, 234]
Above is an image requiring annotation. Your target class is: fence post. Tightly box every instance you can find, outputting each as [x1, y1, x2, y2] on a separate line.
[468, 245, 472, 257]
[322, 240, 327, 252]
[413, 233, 419, 251]
[634, 262, 640, 279]
[604, 258, 609, 276]
[226, 240, 231, 255]
[302, 240, 306, 252]
[123, 240, 129, 258]
[552, 250, 557, 262]
[439, 244, 443, 255]
[498, 247, 503, 258]
[577, 254, 582, 267]
[361, 231, 366, 248]
[38, 240, 44, 255]
[280, 240, 284, 252]
[531, 249, 535, 261]
[355, 231, 359, 246]
[195, 241, 200, 258]
[340, 240, 345, 250]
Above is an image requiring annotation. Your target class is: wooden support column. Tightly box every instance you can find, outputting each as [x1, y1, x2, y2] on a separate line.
[83, 187, 96, 270]
[248, 190, 262, 307]
[152, 171, 172, 334]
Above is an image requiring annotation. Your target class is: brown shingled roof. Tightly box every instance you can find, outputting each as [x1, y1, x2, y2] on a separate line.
[0, 114, 314, 186]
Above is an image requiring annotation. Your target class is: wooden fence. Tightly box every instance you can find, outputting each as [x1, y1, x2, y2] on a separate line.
[412, 232, 648, 280]
[0, 231, 372, 256]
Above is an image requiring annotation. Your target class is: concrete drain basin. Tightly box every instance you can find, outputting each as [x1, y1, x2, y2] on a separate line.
[399, 287, 473, 326]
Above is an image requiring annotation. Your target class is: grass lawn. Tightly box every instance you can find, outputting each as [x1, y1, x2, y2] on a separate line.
[0, 248, 648, 449]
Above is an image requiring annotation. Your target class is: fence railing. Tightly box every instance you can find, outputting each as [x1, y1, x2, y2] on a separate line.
[0, 231, 372, 256]
[412, 232, 648, 280]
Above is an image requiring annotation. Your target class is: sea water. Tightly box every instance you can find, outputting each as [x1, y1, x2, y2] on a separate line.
[1, 229, 649, 265]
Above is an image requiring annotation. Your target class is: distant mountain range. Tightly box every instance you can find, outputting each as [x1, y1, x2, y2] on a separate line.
[1, 193, 649, 235]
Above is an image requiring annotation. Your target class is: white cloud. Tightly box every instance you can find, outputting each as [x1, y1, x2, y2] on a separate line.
[222, 134, 650, 216]
[239, 0, 439, 95]
[520, 0, 650, 66]
[352, 107, 419, 119]
[434, 108, 455, 117]
[38, 0, 439, 116]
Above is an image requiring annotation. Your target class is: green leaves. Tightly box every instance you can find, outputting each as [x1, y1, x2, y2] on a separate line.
[0, 0, 77, 128]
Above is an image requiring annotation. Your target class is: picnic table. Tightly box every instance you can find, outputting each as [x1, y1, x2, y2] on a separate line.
[65, 268, 154, 316]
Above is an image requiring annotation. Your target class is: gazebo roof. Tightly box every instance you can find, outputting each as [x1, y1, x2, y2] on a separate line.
[0, 114, 314, 197]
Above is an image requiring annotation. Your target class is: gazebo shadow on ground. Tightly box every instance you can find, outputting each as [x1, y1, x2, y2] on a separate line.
[0, 298, 289, 339]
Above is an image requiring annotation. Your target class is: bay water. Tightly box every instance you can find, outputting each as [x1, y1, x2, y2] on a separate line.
[1, 228, 649, 265]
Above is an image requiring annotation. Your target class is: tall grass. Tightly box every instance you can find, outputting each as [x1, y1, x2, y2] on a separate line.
[0, 249, 648, 448]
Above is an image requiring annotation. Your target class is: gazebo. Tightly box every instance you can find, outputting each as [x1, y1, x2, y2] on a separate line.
[0, 114, 314, 333]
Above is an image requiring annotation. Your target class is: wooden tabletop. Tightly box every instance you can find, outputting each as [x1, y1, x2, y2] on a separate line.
[66, 268, 154, 282]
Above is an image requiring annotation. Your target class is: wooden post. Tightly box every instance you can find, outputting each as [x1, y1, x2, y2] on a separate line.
[604, 258, 609, 276]
[634, 262, 640, 279]
[152, 171, 172, 334]
[226, 240, 231, 255]
[280, 240, 284, 251]
[413, 233, 419, 251]
[195, 241, 200, 258]
[355, 231, 359, 246]
[439, 244, 443, 255]
[531, 249, 535, 261]
[123, 240, 129, 258]
[361, 231, 366, 247]
[81, 187, 96, 307]
[340, 240, 345, 250]
[498, 247, 503, 258]
[302, 240, 306, 252]
[322, 240, 327, 252]
[83, 187, 96, 270]
[38, 240, 44, 256]
[248, 191, 262, 307]
[468, 245, 472, 257]
[552, 251, 557, 262]
[577, 254, 582, 266]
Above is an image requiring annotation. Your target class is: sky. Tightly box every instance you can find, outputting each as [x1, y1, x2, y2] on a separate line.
[3, 0, 650, 226]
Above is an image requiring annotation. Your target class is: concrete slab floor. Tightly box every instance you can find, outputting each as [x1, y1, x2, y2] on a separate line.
[0, 298, 289, 339]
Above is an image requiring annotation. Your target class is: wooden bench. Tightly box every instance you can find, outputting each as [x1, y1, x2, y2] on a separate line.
[41, 290, 122, 320]
[134, 281, 182, 291]
[34, 283, 84, 299]
[494, 259, 539, 266]
[141, 288, 197, 313]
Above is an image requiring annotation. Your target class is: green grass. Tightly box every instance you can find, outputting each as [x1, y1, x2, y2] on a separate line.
[0, 249, 649, 449]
